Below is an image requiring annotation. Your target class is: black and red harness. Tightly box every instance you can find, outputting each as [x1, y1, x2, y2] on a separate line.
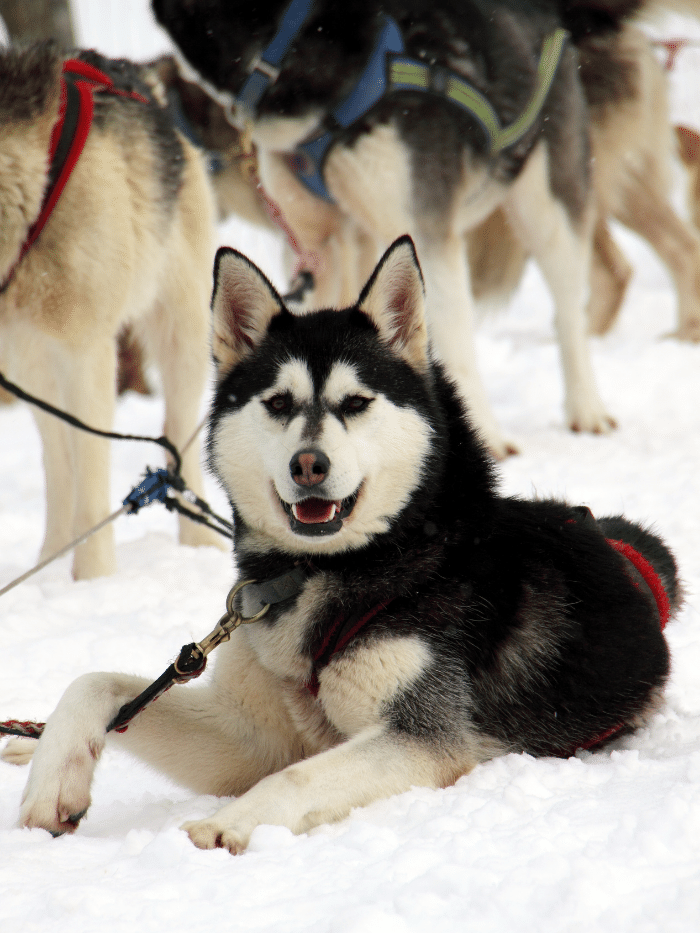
[0, 58, 149, 295]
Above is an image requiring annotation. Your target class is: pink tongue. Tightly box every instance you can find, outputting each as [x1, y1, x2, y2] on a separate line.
[295, 498, 336, 524]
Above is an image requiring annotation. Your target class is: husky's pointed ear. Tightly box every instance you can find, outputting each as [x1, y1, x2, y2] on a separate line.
[358, 236, 429, 371]
[211, 247, 286, 378]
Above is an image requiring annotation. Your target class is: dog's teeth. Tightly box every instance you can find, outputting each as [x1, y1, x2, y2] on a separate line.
[329, 504, 337, 520]
[292, 503, 299, 520]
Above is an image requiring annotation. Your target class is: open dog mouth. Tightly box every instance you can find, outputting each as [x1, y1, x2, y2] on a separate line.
[280, 490, 359, 537]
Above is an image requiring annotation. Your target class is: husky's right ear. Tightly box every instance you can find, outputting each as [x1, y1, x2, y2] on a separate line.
[357, 235, 429, 371]
[211, 247, 286, 379]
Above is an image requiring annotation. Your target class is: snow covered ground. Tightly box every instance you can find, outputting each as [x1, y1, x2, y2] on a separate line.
[1, 4, 700, 931]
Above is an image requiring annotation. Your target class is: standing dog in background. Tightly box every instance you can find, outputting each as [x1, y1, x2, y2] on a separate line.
[0, 43, 220, 580]
[153, 0, 700, 457]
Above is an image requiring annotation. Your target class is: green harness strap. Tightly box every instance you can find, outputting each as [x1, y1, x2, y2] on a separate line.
[388, 28, 568, 153]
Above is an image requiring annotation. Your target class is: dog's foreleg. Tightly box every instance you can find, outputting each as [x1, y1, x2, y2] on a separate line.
[182, 724, 464, 853]
[18, 672, 146, 836]
[18, 640, 302, 836]
[63, 339, 117, 579]
[505, 145, 615, 434]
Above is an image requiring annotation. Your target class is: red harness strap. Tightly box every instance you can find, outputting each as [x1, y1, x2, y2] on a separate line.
[605, 539, 670, 632]
[0, 59, 149, 294]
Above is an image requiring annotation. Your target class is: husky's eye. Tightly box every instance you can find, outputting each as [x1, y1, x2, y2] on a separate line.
[342, 395, 372, 415]
[264, 393, 292, 415]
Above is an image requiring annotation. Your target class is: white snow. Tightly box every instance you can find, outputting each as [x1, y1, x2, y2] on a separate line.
[1, 4, 700, 931]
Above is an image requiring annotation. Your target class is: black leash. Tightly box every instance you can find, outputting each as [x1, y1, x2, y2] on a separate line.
[0, 370, 182, 475]
[0, 570, 308, 739]
[0, 371, 234, 596]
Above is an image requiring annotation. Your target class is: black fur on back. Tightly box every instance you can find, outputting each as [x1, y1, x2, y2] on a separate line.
[74, 49, 186, 209]
[209, 295, 680, 759]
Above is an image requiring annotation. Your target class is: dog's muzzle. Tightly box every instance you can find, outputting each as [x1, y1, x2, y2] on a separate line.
[283, 448, 359, 536]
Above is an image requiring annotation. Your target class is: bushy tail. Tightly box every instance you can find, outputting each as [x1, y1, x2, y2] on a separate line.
[596, 516, 683, 621]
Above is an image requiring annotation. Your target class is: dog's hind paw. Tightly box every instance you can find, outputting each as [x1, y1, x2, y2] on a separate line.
[181, 819, 247, 855]
[1, 737, 38, 766]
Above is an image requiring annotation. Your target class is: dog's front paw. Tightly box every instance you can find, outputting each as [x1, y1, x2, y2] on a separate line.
[181, 818, 248, 854]
[19, 736, 100, 837]
[20, 776, 91, 837]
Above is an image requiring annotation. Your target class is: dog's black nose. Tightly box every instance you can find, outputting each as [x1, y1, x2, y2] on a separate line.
[290, 449, 330, 487]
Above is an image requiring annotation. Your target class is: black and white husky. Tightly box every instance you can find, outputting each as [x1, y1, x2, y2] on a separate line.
[7, 238, 680, 852]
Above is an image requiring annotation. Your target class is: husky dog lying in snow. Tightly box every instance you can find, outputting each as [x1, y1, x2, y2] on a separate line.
[4, 238, 680, 852]
[0, 43, 220, 580]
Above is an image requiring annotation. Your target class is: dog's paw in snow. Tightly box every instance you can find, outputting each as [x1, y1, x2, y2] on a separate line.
[19, 747, 95, 837]
[182, 818, 248, 854]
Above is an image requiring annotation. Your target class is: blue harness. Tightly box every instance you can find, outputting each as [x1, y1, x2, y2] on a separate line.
[237, 1, 568, 203]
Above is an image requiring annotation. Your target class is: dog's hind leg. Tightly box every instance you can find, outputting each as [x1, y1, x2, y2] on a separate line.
[587, 218, 633, 336]
[613, 165, 700, 343]
[140, 151, 223, 551]
[505, 145, 615, 435]
[141, 290, 222, 551]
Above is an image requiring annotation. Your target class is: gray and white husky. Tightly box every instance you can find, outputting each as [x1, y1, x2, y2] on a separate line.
[151, 0, 700, 457]
[4, 238, 680, 852]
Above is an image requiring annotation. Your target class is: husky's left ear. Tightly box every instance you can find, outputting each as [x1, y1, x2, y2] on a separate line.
[211, 246, 286, 379]
[358, 235, 429, 371]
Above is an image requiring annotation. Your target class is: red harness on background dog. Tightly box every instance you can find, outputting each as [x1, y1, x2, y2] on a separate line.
[0, 58, 149, 295]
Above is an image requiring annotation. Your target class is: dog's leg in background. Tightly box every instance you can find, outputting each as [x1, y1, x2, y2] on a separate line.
[8, 330, 78, 566]
[142, 147, 224, 550]
[505, 145, 615, 434]
[587, 218, 633, 336]
[417, 231, 518, 458]
[8, 325, 117, 580]
[62, 337, 118, 579]
[612, 164, 700, 342]
[140, 287, 223, 550]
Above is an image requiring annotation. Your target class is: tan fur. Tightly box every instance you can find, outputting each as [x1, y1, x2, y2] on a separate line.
[0, 51, 223, 579]
[584, 25, 700, 340]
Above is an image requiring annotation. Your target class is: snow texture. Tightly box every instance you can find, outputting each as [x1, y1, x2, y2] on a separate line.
[1, 4, 700, 931]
